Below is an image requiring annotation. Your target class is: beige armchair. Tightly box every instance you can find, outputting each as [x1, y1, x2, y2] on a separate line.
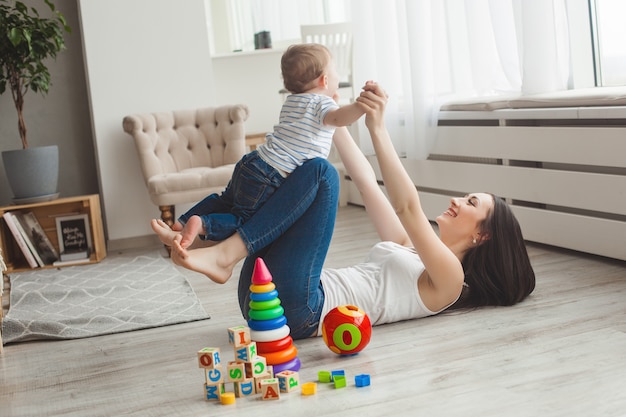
[123, 105, 249, 227]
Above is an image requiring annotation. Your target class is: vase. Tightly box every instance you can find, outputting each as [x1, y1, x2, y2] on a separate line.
[2, 145, 60, 203]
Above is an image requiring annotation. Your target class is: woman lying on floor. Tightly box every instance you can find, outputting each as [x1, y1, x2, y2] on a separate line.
[152, 82, 536, 340]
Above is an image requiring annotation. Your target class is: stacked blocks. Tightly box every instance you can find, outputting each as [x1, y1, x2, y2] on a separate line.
[248, 258, 301, 374]
[198, 347, 227, 402]
[198, 324, 302, 404]
[227, 325, 271, 398]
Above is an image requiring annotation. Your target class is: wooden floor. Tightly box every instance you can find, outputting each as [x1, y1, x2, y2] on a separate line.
[1, 205, 625, 416]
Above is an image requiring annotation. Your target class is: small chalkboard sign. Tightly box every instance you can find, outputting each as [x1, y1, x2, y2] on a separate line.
[55, 214, 92, 259]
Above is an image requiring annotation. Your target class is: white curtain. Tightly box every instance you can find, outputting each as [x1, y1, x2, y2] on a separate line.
[350, 0, 572, 159]
[222, 0, 572, 158]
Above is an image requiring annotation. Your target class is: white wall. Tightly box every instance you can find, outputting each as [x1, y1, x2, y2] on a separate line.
[78, 0, 216, 241]
[212, 49, 284, 135]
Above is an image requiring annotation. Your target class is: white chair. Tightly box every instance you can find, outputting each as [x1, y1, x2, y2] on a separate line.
[298, 22, 355, 207]
[280, 22, 354, 103]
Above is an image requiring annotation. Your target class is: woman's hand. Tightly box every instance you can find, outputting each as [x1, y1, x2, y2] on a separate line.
[356, 81, 388, 131]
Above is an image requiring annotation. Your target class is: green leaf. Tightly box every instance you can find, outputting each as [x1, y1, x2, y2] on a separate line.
[8, 28, 22, 46]
[15, 1, 27, 14]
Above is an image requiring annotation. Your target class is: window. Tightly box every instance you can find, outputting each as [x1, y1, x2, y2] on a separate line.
[209, 0, 350, 55]
[590, 0, 626, 86]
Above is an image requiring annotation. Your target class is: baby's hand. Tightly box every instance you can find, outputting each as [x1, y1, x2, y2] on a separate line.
[362, 80, 376, 90]
[332, 93, 340, 103]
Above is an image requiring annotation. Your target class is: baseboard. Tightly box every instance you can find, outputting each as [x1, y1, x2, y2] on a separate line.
[107, 234, 161, 252]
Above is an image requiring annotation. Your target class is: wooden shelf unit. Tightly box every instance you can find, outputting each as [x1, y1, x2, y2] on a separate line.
[0, 194, 106, 273]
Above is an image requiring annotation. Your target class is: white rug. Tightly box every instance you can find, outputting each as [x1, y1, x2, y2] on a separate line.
[2, 252, 210, 344]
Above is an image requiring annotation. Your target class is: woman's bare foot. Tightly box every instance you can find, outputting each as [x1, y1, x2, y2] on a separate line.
[170, 235, 235, 284]
[150, 219, 179, 247]
[180, 215, 204, 249]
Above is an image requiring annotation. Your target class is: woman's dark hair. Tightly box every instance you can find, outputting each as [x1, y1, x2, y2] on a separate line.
[449, 194, 535, 310]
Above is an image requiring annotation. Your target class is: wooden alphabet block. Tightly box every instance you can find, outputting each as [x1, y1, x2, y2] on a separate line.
[260, 378, 280, 400]
[197, 347, 221, 369]
[227, 361, 246, 382]
[245, 355, 267, 378]
[203, 383, 225, 401]
[234, 341, 257, 363]
[228, 325, 251, 347]
[254, 371, 272, 392]
[234, 378, 256, 397]
[205, 367, 224, 385]
[276, 370, 300, 393]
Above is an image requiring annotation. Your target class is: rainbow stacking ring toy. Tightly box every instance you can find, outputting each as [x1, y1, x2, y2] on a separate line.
[247, 258, 301, 372]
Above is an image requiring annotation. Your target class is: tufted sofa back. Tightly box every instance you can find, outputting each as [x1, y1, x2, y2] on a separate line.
[122, 105, 249, 213]
[123, 105, 248, 180]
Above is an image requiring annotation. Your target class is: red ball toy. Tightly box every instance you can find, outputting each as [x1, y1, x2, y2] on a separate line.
[322, 305, 372, 355]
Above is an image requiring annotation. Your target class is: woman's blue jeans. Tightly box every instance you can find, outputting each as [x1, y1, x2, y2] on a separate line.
[178, 151, 285, 241]
[236, 158, 339, 340]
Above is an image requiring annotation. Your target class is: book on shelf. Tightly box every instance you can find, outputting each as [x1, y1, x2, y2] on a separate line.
[59, 249, 90, 262]
[2, 211, 39, 268]
[52, 257, 91, 267]
[14, 211, 60, 265]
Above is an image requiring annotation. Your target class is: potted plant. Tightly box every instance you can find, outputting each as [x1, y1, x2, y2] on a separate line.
[0, 0, 70, 203]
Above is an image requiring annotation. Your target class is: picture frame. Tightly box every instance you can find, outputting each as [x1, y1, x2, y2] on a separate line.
[55, 214, 92, 257]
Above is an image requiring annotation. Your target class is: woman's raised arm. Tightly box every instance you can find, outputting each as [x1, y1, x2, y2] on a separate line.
[356, 83, 465, 309]
[332, 127, 411, 246]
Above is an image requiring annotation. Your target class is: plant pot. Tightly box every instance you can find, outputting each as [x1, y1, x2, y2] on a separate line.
[2, 145, 60, 203]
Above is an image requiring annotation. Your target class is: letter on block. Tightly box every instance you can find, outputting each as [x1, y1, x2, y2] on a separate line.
[234, 378, 256, 397]
[260, 378, 280, 401]
[205, 368, 224, 385]
[198, 347, 221, 369]
[245, 356, 267, 378]
[227, 361, 246, 382]
[234, 341, 257, 363]
[277, 370, 300, 393]
[228, 325, 251, 348]
[204, 383, 225, 401]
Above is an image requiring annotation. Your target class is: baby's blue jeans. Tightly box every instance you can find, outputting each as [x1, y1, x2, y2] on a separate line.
[178, 150, 285, 241]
